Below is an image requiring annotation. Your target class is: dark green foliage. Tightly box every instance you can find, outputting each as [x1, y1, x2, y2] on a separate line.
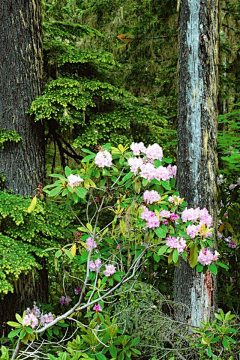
[0, 191, 75, 295]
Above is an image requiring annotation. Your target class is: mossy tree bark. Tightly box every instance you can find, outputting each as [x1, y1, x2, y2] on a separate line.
[174, 0, 219, 326]
[0, 0, 47, 334]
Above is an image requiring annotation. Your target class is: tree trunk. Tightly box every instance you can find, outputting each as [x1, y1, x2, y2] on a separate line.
[0, 0, 45, 196]
[174, 0, 219, 326]
[0, 0, 47, 334]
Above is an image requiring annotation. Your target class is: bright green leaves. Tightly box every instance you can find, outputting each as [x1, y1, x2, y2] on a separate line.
[189, 243, 198, 268]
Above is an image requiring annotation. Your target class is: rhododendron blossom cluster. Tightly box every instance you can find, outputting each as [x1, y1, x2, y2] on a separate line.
[86, 237, 97, 251]
[143, 190, 160, 204]
[95, 150, 112, 168]
[103, 264, 116, 277]
[127, 142, 177, 182]
[198, 248, 219, 266]
[23, 302, 55, 329]
[141, 207, 160, 229]
[166, 236, 187, 254]
[68, 174, 83, 188]
[89, 258, 101, 272]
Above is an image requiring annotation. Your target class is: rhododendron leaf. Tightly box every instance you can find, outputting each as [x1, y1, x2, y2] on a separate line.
[55, 250, 62, 258]
[196, 264, 204, 272]
[226, 222, 233, 233]
[48, 187, 63, 197]
[131, 348, 141, 355]
[7, 321, 21, 328]
[64, 249, 73, 260]
[189, 244, 198, 268]
[27, 195, 37, 213]
[8, 328, 21, 338]
[161, 181, 171, 190]
[96, 354, 107, 360]
[209, 263, 217, 275]
[168, 251, 173, 264]
[154, 159, 161, 167]
[49, 174, 65, 179]
[154, 226, 167, 238]
[120, 172, 134, 184]
[134, 179, 141, 193]
[109, 344, 118, 358]
[19, 329, 27, 339]
[81, 148, 95, 155]
[216, 261, 228, 270]
[86, 223, 93, 232]
[15, 313, 23, 324]
[65, 166, 71, 177]
[114, 274, 121, 282]
[153, 253, 160, 262]
[182, 251, 188, 261]
[142, 179, 148, 187]
[222, 337, 229, 349]
[75, 187, 87, 198]
[62, 189, 68, 196]
[162, 158, 172, 164]
[25, 327, 33, 335]
[82, 154, 96, 162]
[47, 354, 57, 360]
[158, 245, 168, 255]
[70, 243, 77, 257]
[173, 249, 179, 263]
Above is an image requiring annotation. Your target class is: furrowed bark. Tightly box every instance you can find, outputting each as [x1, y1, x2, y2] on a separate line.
[174, 0, 219, 326]
[0, 0, 47, 335]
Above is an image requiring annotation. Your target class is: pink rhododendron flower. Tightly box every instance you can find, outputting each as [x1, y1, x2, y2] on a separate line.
[186, 224, 200, 239]
[93, 304, 102, 312]
[95, 150, 112, 168]
[140, 163, 156, 181]
[162, 220, 168, 225]
[40, 313, 54, 325]
[89, 258, 101, 272]
[146, 144, 163, 160]
[128, 157, 143, 174]
[86, 237, 97, 251]
[117, 243, 121, 250]
[199, 208, 212, 226]
[170, 213, 180, 221]
[168, 195, 184, 205]
[166, 236, 186, 254]
[143, 190, 160, 204]
[103, 264, 116, 277]
[182, 208, 200, 223]
[167, 164, 177, 178]
[59, 296, 72, 306]
[198, 248, 219, 266]
[155, 166, 170, 181]
[130, 142, 146, 155]
[228, 240, 237, 249]
[141, 207, 160, 229]
[160, 210, 171, 218]
[26, 302, 40, 317]
[22, 313, 39, 329]
[68, 174, 83, 188]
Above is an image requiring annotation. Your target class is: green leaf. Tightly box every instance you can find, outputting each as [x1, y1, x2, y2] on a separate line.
[7, 321, 21, 328]
[131, 337, 140, 346]
[120, 172, 134, 184]
[161, 180, 171, 190]
[216, 261, 229, 270]
[173, 249, 179, 263]
[19, 329, 27, 339]
[113, 274, 121, 282]
[15, 314, 22, 324]
[47, 355, 57, 360]
[189, 243, 198, 268]
[96, 354, 107, 360]
[209, 263, 217, 275]
[82, 154, 96, 162]
[48, 187, 63, 197]
[25, 327, 33, 335]
[81, 148, 95, 155]
[65, 166, 71, 177]
[55, 250, 62, 258]
[158, 245, 168, 256]
[75, 187, 87, 198]
[154, 226, 167, 238]
[222, 337, 229, 349]
[64, 249, 73, 260]
[196, 264, 204, 272]
[109, 344, 118, 358]
[8, 328, 21, 338]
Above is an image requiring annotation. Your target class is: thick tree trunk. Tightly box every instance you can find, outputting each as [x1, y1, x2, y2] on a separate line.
[0, 0, 47, 334]
[0, 0, 45, 196]
[174, 0, 219, 326]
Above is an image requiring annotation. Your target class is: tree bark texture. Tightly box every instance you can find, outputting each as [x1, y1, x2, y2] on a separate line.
[0, 0, 45, 196]
[174, 0, 219, 326]
[0, 0, 47, 334]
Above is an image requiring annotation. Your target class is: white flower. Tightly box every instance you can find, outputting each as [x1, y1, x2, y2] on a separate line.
[68, 174, 83, 188]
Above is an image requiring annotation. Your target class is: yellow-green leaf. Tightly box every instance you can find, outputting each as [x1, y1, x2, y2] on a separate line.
[27, 195, 37, 213]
